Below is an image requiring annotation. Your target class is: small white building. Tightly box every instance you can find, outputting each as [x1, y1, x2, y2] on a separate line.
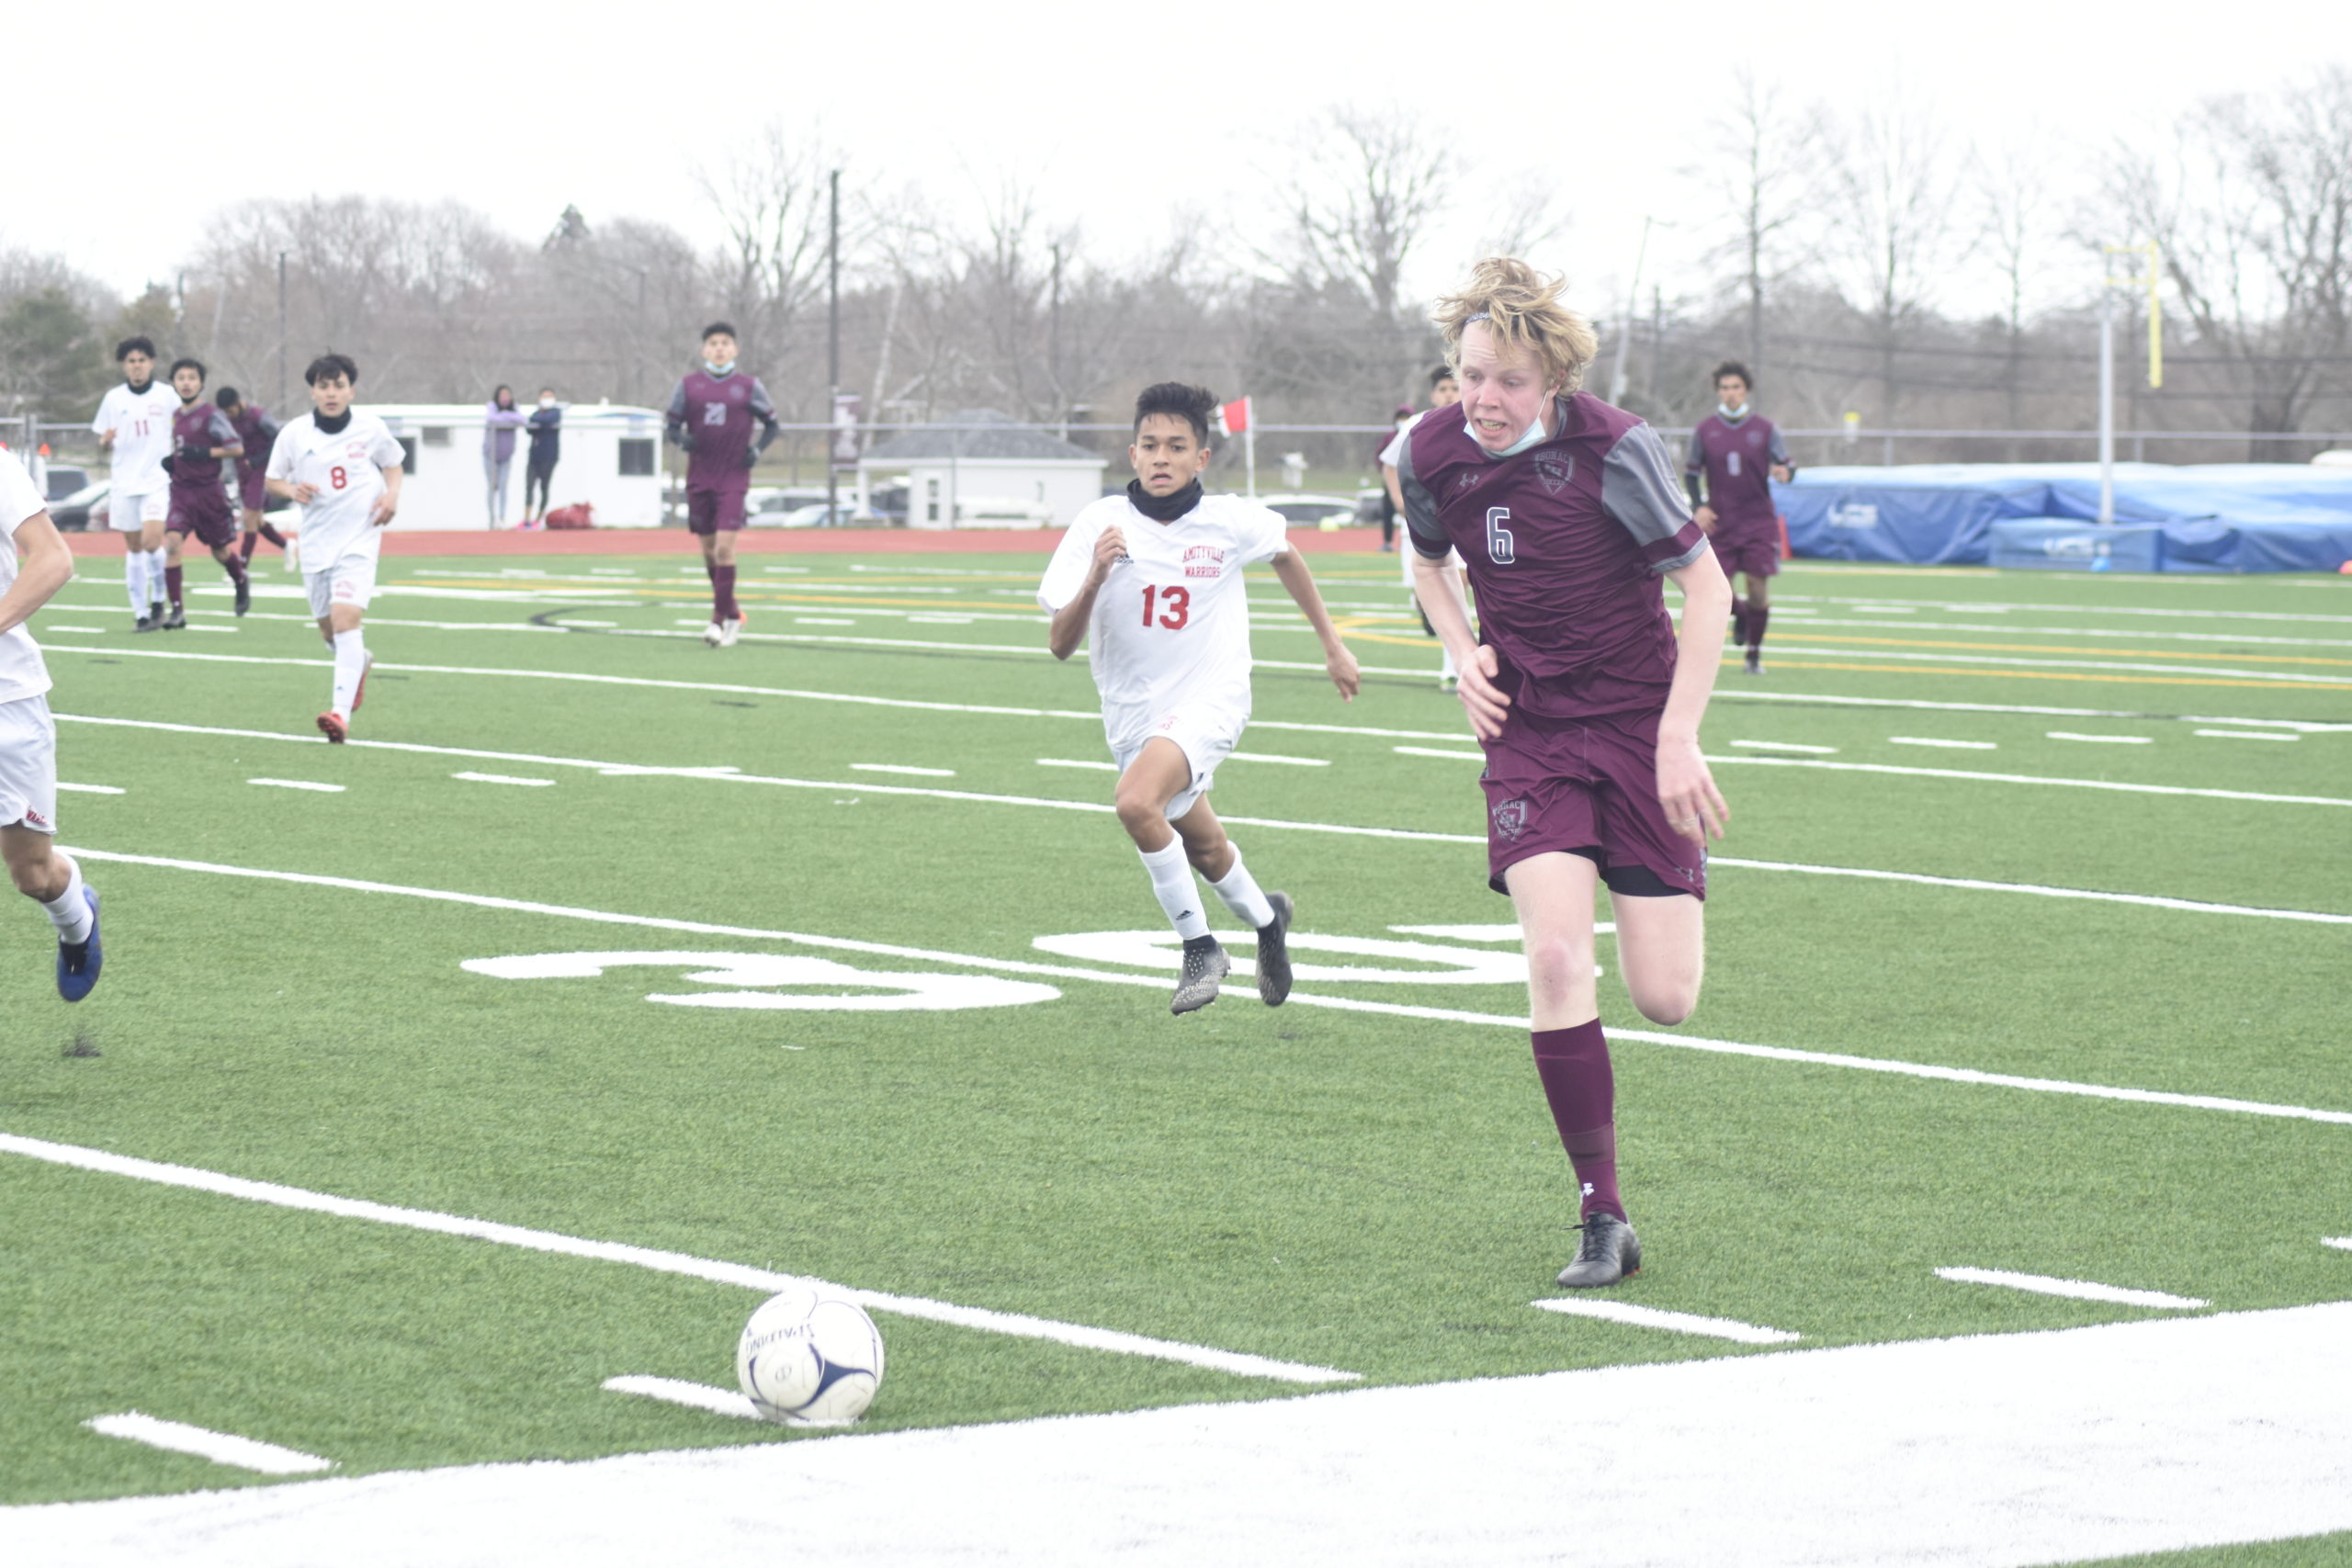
[367, 402, 666, 529]
[857, 410, 1108, 529]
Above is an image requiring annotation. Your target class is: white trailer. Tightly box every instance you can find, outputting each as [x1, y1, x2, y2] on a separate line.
[364, 402, 665, 529]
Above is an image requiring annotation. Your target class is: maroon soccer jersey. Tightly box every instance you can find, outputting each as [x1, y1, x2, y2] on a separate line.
[666, 368, 777, 491]
[1398, 393, 1708, 720]
[1684, 412, 1790, 529]
[169, 403, 241, 497]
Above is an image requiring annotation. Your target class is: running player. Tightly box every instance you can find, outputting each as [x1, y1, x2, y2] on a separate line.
[664, 323, 779, 648]
[215, 388, 290, 565]
[1382, 364, 1465, 689]
[265, 354, 404, 742]
[0, 447, 104, 1000]
[90, 336, 175, 629]
[1396, 258, 1732, 1289]
[159, 359, 253, 626]
[1684, 361, 1793, 675]
[1040, 382, 1361, 1015]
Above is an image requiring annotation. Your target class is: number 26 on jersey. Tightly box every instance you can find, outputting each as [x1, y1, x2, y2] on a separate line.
[1139, 584, 1191, 629]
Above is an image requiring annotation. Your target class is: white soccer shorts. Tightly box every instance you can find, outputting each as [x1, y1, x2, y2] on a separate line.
[110, 487, 167, 532]
[0, 694, 60, 835]
[304, 554, 379, 618]
[1113, 702, 1245, 822]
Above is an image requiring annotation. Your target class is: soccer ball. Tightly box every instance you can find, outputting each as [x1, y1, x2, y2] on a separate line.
[736, 1287, 886, 1427]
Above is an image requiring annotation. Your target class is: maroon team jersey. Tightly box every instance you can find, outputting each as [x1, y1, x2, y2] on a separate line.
[666, 368, 776, 491]
[1685, 412, 1790, 530]
[230, 404, 278, 480]
[1398, 394, 1707, 720]
[169, 402, 241, 497]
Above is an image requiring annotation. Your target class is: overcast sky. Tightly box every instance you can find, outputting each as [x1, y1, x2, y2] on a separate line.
[14, 0, 2346, 331]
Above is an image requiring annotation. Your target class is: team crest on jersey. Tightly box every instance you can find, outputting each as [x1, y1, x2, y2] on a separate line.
[345, 440, 368, 459]
[1490, 797, 1529, 840]
[1182, 545, 1226, 579]
[1532, 454, 1575, 495]
[21, 807, 49, 829]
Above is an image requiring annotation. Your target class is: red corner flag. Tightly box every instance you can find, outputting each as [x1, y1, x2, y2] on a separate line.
[1215, 396, 1251, 437]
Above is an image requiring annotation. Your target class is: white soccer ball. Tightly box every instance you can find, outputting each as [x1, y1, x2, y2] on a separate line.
[736, 1287, 886, 1427]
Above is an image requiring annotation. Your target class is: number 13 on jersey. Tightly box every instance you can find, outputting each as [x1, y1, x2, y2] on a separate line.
[1140, 584, 1191, 629]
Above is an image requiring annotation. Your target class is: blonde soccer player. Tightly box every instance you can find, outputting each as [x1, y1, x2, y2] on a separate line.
[0, 446, 104, 999]
[1040, 381, 1360, 1016]
[90, 335, 176, 629]
[265, 354, 403, 742]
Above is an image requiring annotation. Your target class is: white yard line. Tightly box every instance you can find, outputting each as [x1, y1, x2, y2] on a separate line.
[2325, 1238, 2351, 1252]
[1780, 594, 2352, 626]
[1752, 644, 2352, 686]
[57, 782, 126, 794]
[84, 1413, 334, 1475]
[0, 1131, 1354, 1386]
[1392, 745, 1485, 761]
[1738, 615, 2352, 649]
[850, 763, 956, 777]
[248, 779, 345, 793]
[1227, 751, 1329, 766]
[452, 773, 556, 787]
[1934, 1267, 2207, 1311]
[601, 1376, 761, 1422]
[18, 1303, 2352, 1567]
[1529, 1298, 1803, 1345]
[54, 716, 2352, 925]
[1729, 739, 1837, 753]
[2195, 728, 2300, 741]
[1889, 737, 1999, 750]
[49, 845, 2352, 1128]
[2047, 731, 2153, 744]
[1710, 687, 2352, 733]
[1708, 753, 2352, 808]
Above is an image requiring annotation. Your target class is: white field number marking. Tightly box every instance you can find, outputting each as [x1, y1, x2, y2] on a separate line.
[1033, 930, 1527, 987]
[85, 1412, 334, 1474]
[1935, 1267, 2208, 1311]
[249, 778, 345, 793]
[462, 951, 1061, 1012]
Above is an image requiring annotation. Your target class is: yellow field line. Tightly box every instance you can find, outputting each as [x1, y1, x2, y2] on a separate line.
[1773, 634, 2352, 668]
[393, 580, 1029, 613]
[1736, 657, 2346, 692]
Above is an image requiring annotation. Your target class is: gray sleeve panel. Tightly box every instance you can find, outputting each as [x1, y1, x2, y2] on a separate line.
[664, 379, 688, 434]
[749, 378, 778, 424]
[1684, 427, 1705, 474]
[208, 410, 242, 448]
[1600, 423, 1696, 547]
[1395, 434, 1452, 558]
[1769, 424, 1792, 466]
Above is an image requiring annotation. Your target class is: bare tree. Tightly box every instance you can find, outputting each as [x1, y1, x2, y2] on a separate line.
[697, 120, 837, 372]
[1694, 69, 1827, 370]
[1824, 90, 1975, 450]
[1979, 133, 2052, 454]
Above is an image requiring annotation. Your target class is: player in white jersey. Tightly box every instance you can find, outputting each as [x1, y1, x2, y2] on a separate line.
[90, 335, 177, 628]
[1382, 365, 1466, 690]
[266, 354, 404, 743]
[0, 448, 104, 1000]
[1039, 382, 1360, 1014]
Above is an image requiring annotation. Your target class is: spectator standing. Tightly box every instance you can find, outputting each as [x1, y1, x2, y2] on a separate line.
[523, 389, 562, 525]
[482, 385, 526, 526]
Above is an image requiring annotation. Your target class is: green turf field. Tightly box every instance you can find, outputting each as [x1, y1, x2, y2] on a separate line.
[4, 546, 2348, 1555]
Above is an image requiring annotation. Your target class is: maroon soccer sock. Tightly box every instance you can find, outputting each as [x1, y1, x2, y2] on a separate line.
[1730, 595, 1749, 647]
[714, 564, 739, 621]
[258, 521, 288, 548]
[164, 566, 185, 609]
[240, 531, 259, 562]
[1749, 605, 1770, 651]
[222, 551, 248, 585]
[1532, 1021, 1625, 1221]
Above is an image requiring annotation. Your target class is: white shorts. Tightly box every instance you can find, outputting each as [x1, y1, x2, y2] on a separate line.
[110, 487, 167, 532]
[1113, 703, 1245, 822]
[305, 554, 379, 618]
[0, 694, 59, 834]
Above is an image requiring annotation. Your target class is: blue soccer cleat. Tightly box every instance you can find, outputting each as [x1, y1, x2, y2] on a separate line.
[57, 885, 101, 1002]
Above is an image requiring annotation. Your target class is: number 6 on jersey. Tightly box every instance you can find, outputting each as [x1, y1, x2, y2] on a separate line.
[1485, 506, 1516, 565]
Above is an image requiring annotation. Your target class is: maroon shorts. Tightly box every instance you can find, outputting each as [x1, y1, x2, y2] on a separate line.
[686, 484, 748, 535]
[237, 469, 267, 513]
[1479, 710, 1706, 900]
[166, 488, 238, 549]
[1712, 519, 1782, 581]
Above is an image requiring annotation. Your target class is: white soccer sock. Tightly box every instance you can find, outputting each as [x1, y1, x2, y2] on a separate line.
[331, 628, 368, 717]
[146, 547, 168, 604]
[1441, 643, 1458, 679]
[123, 549, 148, 615]
[1137, 837, 1210, 941]
[39, 856, 92, 943]
[1208, 846, 1276, 929]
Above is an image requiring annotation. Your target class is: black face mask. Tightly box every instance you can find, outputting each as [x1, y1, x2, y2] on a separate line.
[315, 409, 353, 434]
[1126, 477, 1203, 522]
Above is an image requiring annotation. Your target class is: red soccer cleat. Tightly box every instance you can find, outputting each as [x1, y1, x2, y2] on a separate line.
[317, 711, 348, 743]
[352, 655, 376, 713]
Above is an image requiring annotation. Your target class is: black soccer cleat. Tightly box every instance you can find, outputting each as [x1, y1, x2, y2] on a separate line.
[1255, 891, 1294, 1007]
[233, 575, 252, 616]
[132, 615, 157, 634]
[1731, 600, 1750, 648]
[1555, 1212, 1642, 1289]
[1743, 649, 1763, 676]
[162, 605, 187, 630]
[1170, 936, 1230, 1015]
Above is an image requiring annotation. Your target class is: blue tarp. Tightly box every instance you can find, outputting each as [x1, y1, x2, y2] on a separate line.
[1776, 462, 2352, 573]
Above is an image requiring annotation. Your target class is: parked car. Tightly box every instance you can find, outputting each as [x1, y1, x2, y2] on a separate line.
[48, 479, 107, 532]
[949, 496, 1055, 529]
[748, 488, 860, 527]
[1256, 491, 1359, 527]
[43, 464, 91, 502]
[776, 502, 883, 528]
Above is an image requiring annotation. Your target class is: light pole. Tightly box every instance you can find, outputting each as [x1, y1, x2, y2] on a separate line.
[1607, 217, 1666, 407]
[827, 168, 842, 526]
[2098, 243, 2163, 525]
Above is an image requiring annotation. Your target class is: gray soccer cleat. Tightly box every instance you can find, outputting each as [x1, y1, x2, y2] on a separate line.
[1255, 891, 1294, 1007]
[1170, 937, 1230, 1015]
[1555, 1212, 1642, 1289]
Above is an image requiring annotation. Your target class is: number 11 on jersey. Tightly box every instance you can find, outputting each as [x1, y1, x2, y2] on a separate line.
[1140, 584, 1191, 629]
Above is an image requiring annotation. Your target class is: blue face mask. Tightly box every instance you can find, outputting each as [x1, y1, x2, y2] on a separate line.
[704, 358, 735, 377]
[1494, 411, 1549, 457]
[1718, 401, 1747, 421]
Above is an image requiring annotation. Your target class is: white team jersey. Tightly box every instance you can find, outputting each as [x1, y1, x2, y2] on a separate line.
[267, 410, 404, 566]
[1037, 491, 1289, 753]
[0, 449, 54, 705]
[92, 381, 179, 496]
